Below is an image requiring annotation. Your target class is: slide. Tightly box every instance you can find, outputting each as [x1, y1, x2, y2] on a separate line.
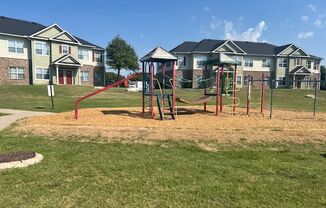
[74, 73, 141, 119]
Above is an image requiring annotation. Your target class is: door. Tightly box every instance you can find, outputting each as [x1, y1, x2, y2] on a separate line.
[66, 70, 73, 85]
[59, 70, 64, 84]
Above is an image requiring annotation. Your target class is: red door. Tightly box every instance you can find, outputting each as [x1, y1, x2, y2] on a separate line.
[59, 70, 64, 84]
[66, 71, 73, 85]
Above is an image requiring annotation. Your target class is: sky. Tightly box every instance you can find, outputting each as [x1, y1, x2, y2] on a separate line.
[1, 0, 326, 65]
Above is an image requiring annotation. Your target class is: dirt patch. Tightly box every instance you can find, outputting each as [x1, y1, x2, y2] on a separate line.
[12, 106, 326, 144]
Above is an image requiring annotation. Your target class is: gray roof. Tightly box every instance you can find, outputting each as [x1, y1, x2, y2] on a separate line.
[171, 39, 322, 59]
[0, 16, 103, 49]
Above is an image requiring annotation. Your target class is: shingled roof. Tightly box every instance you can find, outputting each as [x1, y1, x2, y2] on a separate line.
[0, 16, 103, 49]
[171, 39, 321, 59]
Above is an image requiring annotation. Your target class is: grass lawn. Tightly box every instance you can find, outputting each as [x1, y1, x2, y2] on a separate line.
[0, 113, 8, 116]
[0, 85, 325, 113]
[0, 132, 325, 207]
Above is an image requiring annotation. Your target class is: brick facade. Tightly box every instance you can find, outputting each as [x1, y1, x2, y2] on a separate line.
[0, 57, 30, 85]
[243, 71, 271, 88]
[80, 65, 104, 86]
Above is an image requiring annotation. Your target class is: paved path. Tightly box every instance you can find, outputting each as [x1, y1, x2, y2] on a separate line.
[0, 109, 53, 131]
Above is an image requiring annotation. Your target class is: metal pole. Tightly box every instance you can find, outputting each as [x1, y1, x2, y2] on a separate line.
[172, 61, 176, 115]
[162, 62, 165, 110]
[150, 62, 154, 118]
[142, 62, 145, 113]
[246, 75, 251, 115]
[219, 66, 224, 112]
[216, 66, 220, 116]
[260, 73, 265, 115]
[233, 65, 237, 114]
[270, 79, 274, 119]
[313, 79, 317, 116]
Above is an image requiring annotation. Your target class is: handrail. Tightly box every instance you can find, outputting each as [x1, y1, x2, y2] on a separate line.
[74, 73, 141, 120]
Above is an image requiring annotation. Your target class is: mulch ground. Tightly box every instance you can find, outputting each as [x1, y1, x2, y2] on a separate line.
[12, 106, 326, 144]
[0, 151, 36, 163]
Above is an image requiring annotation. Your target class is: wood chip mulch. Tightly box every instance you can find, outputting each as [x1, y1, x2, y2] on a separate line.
[0, 151, 36, 163]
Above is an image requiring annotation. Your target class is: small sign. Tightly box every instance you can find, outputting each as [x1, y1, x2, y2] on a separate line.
[47, 85, 54, 96]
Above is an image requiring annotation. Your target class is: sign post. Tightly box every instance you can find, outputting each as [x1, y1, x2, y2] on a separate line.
[47, 84, 55, 110]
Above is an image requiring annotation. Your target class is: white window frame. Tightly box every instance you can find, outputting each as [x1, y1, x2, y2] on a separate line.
[196, 56, 206, 68]
[236, 75, 242, 86]
[177, 56, 186, 67]
[278, 58, 288, 68]
[262, 58, 271, 68]
[81, 71, 89, 81]
[35, 67, 49, 80]
[295, 58, 301, 66]
[35, 41, 50, 56]
[277, 76, 286, 86]
[9, 67, 25, 80]
[94, 51, 102, 62]
[244, 58, 253, 68]
[234, 56, 242, 66]
[8, 39, 24, 54]
[78, 49, 89, 60]
[306, 60, 312, 69]
[62, 45, 69, 54]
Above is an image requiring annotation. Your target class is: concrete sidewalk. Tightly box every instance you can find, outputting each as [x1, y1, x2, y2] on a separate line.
[0, 109, 53, 131]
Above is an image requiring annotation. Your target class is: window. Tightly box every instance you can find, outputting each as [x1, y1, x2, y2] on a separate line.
[78, 49, 89, 60]
[278, 76, 286, 86]
[94, 51, 102, 62]
[35, 42, 50, 55]
[262, 58, 271, 68]
[196, 56, 206, 68]
[62, 45, 69, 54]
[234, 56, 242, 66]
[177, 56, 186, 67]
[306, 60, 312, 69]
[244, 58, 253, 67]
[295, 58, 301, 66]
[314, 62, 318, 70]
[35, 68, 49, 80]
[236, 75, 242, 86]
[94, 72, 102, 82]
[278, 58, 288, 68]
[9, 67, 24, 79]
[81, 71, 89, 81]
[243, 76, 249, 85]
[8, 40, 24, 53]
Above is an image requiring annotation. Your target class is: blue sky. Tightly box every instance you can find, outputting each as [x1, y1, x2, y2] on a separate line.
[1, 0, 326, 64]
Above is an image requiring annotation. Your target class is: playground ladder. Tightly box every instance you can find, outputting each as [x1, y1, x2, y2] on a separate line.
[156, 94, 175, 120]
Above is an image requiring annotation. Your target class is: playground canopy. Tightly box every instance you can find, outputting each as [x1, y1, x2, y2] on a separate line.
[140, 47, 178, 62]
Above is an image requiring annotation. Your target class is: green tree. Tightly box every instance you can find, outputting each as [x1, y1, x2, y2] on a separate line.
[106, 35, 139, 80]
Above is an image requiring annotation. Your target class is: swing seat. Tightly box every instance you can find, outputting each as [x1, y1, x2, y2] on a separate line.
[176, 96, 211, 104]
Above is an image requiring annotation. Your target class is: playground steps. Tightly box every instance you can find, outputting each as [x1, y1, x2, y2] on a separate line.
[156, 94, 175, 120]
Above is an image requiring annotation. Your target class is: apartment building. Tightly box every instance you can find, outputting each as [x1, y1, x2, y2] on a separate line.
[0, 16, 105, 86]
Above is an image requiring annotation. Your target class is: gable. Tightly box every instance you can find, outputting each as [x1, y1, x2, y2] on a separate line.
[52, 31, 79, 43]
[290, 48, 309, 57]
[213, 40, 245, 54]
[280, 45, 298, 55]
[36, 26, 62, 38]
[53, 54, 81, 66]
[217, 45, 234, 53]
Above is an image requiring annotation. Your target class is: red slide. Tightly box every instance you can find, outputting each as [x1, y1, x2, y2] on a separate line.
[74, 73, 141, 120]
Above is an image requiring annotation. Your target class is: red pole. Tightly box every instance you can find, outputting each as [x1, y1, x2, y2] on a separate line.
[219, 66, 224, 112]
[162, 62, 165, 110]
[142, 62, 145, 113]
[260, 73, 265, 115]
[246, 75, 251, 115]
[216, 66, 220, 116]
[233, 65, 237, 114]
[172, 61, 176, 115]
[150, 62, 154, 118]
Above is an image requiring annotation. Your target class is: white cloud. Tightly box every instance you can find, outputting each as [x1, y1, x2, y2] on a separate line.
[308, 4, 317, 12]
[203, 6, 210, 11]
[301, 16, 309, 21]
[224, 20, 267, 42]
[314, 18, 323, 27]
[210, 16, 222, 30]
[297, 31, 314, 39]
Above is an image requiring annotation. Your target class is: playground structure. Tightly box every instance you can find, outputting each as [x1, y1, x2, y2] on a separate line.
[74, 46, 325, 120]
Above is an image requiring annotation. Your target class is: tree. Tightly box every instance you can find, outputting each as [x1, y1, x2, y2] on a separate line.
[106, 35, 139, 81]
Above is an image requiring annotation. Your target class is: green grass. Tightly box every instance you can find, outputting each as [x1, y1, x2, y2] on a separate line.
[0, 85, 325, 113]
[0, 132, 325, 207]
[0, 113, 8, 116]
